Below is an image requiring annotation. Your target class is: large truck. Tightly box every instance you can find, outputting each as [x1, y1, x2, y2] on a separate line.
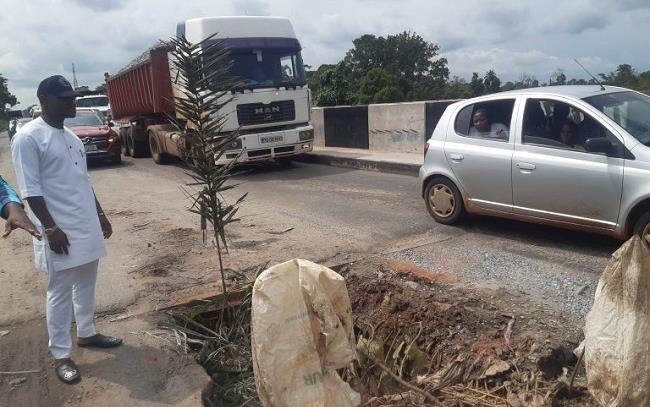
[106, 16, 314, 164]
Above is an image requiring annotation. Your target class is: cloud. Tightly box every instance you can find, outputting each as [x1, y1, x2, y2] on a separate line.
[1, 0, 648, 106]
[70, 0, 127, 12]
[232, 0, 271, 16]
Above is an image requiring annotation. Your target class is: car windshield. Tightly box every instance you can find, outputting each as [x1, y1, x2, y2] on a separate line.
[225, 50, 307, 90]
[583, 91, 650, 145]
[65, 112, 104, 127]
[76, 96, 109, 107]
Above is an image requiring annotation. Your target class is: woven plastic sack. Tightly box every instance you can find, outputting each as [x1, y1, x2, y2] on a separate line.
[251, 259, 360, 407]
[584, 236, 650, 406]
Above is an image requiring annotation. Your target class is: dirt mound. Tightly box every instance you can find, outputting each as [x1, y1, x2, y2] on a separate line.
[344, 259, 596, 406]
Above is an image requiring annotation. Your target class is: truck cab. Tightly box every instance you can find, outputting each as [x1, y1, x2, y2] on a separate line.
[175, 16, 314, 164]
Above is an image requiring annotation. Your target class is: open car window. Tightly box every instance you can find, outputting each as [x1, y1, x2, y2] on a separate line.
[522, 98, 626, 158]
[454, 99, 515, 142]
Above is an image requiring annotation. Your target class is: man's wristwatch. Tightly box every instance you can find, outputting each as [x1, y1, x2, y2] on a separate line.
[44, 225, 59, 236]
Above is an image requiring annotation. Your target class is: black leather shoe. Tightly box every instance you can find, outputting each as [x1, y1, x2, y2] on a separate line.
[77, 333, 123, 348]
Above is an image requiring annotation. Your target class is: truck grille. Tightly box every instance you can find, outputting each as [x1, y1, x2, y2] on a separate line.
[236, 100, 295, 126]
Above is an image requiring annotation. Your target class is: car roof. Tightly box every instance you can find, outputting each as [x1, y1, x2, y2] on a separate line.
[495, 85, 631, 99]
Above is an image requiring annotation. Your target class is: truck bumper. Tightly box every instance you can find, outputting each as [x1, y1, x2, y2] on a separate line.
[216, 125, 314, 165]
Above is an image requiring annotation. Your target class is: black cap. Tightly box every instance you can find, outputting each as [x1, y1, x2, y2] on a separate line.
[36, 75, 77, 98]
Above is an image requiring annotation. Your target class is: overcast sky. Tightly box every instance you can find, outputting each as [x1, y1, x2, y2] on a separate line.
[2, 0, 649, 107]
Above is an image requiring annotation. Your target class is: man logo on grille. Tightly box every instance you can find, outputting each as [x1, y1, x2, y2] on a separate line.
[254, 105, 281, 115]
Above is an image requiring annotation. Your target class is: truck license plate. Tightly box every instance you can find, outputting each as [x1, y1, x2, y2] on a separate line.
[85, 144, 98, 152]
[260, 135, 283, 144]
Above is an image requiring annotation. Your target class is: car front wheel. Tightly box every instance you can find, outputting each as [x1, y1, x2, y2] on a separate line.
[424, 177, 465, 224]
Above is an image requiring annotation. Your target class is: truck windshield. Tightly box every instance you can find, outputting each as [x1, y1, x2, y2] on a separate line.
[228, 50, 307, 90]
[583, 91, 650, 145]
[77, 96, 109, 107]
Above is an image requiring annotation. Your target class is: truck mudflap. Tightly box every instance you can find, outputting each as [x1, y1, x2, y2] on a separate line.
[216, 125, 314, 165]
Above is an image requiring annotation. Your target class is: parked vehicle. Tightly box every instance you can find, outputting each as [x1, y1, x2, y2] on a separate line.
[9, 118, 32, 140]
[106, 16, 314, 165]
[65, 109, 121, 164]
[420, 85, 650, 242]
[76, 94, 111, 119]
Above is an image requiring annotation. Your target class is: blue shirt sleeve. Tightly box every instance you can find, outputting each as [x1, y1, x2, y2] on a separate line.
[0, 176, 23, 219]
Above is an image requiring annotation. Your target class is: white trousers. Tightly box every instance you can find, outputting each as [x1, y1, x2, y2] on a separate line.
[46, 260, 98, 359]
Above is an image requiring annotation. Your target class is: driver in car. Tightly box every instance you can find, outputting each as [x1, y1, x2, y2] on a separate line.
[469, 108, 509, 140]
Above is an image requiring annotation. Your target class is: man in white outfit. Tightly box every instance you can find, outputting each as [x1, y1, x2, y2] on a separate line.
[11, 75, 122, 384]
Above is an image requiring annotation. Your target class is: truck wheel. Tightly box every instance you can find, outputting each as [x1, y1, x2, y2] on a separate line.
[634, 211, 650, 245]
[424, 177, 465, 225]
[121, 136, 131, 157]
[129, 133, 149, 158]
[149, 133, 168, 164]
[120, 129, 131, 157]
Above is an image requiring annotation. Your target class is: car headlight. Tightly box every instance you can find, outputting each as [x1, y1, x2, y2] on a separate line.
[299, 129, 314, 141]
[108, 134, 119, 144]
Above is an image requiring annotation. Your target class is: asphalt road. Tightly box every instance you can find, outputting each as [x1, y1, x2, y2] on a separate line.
[1, 132, 619, 327]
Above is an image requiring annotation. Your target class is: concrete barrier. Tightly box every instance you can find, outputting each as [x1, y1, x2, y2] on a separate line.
[368, 102, 425, 153]
[311, 99, 459, 153]
[311, 107, 325, 147]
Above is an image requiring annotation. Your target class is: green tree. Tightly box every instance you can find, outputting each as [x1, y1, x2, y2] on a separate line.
[0, 73, 18, 114]
[306, 64, 335, 102]
[355, 68, 403, 104]
[315, 63, 354, 106]
[95, 83, 107, 94]
[483, 70, 501, 94]
[342, 31, 448, 101]
[550, 69, 567, 86]
[470, 72, 485, 96]
[444, 76, 472, 99]
[600, 64, 636, 87]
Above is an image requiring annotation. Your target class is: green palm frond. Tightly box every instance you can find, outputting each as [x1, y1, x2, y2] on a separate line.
[167, 33, 246, 299]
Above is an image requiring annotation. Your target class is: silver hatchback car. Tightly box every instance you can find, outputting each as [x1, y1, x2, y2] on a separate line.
[420, 85, 650, 242]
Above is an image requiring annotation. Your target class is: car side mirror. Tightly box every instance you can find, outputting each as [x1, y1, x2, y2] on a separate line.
[584, 138, 613, 154]
[107, 121, 115, 128]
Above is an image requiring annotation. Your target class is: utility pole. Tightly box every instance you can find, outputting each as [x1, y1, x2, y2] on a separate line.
[72, 63, 78, 89]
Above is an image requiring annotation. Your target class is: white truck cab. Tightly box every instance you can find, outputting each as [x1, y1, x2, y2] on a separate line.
[176, 16, 314, 164]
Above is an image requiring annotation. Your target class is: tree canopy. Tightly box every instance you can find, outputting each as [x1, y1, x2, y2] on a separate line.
[307, 31, 650, 106]
[0, 73, 17, 115]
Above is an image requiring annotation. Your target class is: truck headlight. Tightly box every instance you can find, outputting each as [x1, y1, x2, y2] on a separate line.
[226, 137, 242, 150]
[299, 129, 314, 141]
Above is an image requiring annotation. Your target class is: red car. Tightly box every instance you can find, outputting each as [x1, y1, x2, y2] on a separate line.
[65, 109, 121, 164]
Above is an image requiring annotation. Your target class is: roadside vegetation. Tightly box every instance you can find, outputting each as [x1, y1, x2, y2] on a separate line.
[307, 31, 650, 105]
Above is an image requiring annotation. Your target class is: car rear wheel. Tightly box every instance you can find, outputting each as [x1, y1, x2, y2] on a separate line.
[424, 177, 464, 224]
[634, 211, 650, 245]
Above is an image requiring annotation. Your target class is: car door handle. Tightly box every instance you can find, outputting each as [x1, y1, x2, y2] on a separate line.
[516, 162, 536, 171]
[448, 153, 464, 161]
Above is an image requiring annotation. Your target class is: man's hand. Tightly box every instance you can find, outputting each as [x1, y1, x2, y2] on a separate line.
[99, 215, 112, 239]
[47, 228, 70, 254]
[3, 203, 41, 239]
